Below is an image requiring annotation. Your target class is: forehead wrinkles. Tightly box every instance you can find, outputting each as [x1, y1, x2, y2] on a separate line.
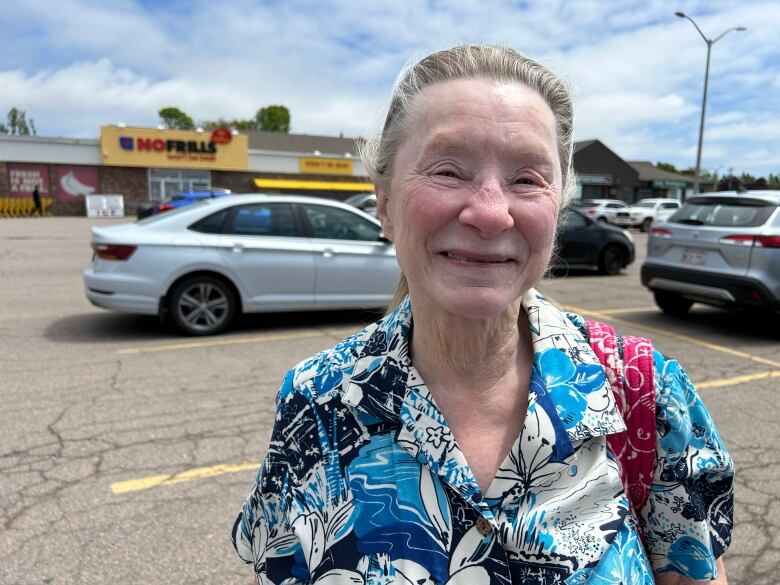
[408, 79, 558, 156]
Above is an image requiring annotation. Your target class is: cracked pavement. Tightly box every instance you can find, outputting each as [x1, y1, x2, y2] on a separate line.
[1, 218, 778, 584]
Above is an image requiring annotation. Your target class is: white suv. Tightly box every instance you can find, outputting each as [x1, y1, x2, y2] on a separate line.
[612, 198, 682, 232]
[572, 199, 629, 224]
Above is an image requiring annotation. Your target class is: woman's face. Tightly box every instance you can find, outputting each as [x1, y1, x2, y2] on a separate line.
[378, 78, 562, 320]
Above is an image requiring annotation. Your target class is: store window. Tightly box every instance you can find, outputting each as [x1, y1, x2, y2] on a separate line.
[148, 169, 211, 201]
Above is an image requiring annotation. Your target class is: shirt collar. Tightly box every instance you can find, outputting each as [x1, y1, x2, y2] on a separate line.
[342, 289, 625, 441]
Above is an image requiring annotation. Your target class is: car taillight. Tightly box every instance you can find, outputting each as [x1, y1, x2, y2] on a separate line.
[586, 207, 597, 215]
[650, 227, 672, 238]
[92, 243, 137, 260]
[756, 235, 780, 248]
[158, 203, 174, 212]
[719, 235, 780, 248]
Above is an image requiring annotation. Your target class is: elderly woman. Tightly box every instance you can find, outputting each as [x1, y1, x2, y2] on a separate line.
[233, 45, 733, 584]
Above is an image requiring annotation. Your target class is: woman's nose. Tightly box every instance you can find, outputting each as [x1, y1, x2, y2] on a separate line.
[458, 178, 514, 238]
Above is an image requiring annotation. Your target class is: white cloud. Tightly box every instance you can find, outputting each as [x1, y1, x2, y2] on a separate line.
[0, 0, 778, 175]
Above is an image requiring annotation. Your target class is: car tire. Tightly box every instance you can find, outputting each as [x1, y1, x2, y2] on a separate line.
[169, 275, 237, 336]
[654, 291, 693, 317]
[599, 245, 624, 275]
[597, 216, 608, 223]
[640, 218, 653, 232]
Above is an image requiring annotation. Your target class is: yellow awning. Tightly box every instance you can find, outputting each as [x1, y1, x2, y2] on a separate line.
[254, 178, 374, 192]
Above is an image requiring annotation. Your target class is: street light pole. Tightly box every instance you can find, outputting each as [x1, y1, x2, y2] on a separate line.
[675, 12, 746, 194]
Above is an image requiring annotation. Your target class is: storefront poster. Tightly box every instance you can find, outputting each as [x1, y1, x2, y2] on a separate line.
[56, 165, 100, 199]
[7, 163, 50, 198]
[299, 157, 354, 175]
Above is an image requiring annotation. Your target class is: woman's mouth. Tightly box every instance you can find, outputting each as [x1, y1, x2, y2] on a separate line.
[440, 251, 514, 264]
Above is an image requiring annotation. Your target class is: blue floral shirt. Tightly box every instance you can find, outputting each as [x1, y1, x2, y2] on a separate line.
[233, 290, 733, 584]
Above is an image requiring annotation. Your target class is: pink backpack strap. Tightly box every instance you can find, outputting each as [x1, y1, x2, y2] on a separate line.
[585, 320, 656, 516]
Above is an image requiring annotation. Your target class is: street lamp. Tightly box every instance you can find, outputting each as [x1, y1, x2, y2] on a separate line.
[675, 11, 746, 194]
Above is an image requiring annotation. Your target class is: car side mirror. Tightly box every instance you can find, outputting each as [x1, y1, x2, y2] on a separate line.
[378, 233, 392, 244]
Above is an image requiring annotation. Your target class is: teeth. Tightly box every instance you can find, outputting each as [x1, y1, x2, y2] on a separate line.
[445, 252, 504, 263]
[446, 252, 470, 261]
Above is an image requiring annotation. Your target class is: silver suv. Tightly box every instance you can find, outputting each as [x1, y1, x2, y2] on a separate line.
[613, 198, 682, 232]
[641, 191, 780, 316]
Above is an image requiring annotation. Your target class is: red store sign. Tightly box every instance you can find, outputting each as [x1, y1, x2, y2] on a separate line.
[7, 163, 50, 198]
[55, 165, 100, 200]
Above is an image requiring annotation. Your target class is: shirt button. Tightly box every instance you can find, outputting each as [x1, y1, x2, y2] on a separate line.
[475, 517, 492, 536]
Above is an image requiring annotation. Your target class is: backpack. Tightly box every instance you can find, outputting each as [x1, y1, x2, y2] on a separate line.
[585, 320, 656, 519]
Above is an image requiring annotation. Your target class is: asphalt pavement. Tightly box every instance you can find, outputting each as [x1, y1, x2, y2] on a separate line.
[1, 217, 778, 584]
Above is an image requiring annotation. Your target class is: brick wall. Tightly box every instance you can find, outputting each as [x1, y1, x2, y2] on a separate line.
[210, 170, 257, 194]
[101, 166, 149, 215]
[0, 162, 8, 197]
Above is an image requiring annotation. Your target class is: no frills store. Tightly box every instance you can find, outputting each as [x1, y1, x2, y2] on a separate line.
[0, 125, 374, 216]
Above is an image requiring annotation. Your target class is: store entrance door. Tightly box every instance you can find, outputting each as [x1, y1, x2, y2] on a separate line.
[148, 169, 211, 202]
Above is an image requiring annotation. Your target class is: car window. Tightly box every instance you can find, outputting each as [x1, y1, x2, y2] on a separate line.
[661, 202, 679, 209]
[189, 208, 230, 234]
[303, 205, 381, 241]
[563, 210, 588, 228]
[574, 199, 597, 207]
[634, 201, 657, 208]
[227, 204, 298, 237]
[606, 203, 624, 209]
[670, 199, 776, 227]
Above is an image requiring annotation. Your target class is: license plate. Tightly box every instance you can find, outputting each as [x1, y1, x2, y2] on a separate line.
[681, 248, 705, 266]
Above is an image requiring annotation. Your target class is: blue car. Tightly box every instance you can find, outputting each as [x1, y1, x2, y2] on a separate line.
[136, 188, 232, 219]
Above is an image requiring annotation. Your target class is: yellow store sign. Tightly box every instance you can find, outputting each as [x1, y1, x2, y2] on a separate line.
[299, 157, 354, 175]
[100, 126, 248, 170]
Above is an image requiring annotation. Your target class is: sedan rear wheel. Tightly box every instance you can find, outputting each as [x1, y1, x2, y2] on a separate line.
[169, 276, 236, 335]
[654, 290, 693, 317]
[640, 217, 653, 232]
[599, 245, 624, 275]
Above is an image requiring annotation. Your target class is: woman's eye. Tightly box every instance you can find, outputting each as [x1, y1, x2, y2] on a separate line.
[515, 177, 537, 186]
[437, 170, 460, 179]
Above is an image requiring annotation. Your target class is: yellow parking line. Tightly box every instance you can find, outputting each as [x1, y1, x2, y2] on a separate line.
[565, 304, 780, 369]
[597, 306, 659, 315]
[117, 331, 324, 355]
[111, 462, 258, 494]
[696, 370, 780, 389]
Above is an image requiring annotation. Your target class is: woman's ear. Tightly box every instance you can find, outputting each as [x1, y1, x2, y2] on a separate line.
[376, 187, 394, 241]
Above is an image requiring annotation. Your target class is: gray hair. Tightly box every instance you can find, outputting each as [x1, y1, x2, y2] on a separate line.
[359, 44, 575, 310]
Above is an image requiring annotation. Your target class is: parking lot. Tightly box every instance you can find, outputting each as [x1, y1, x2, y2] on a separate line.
[1, 216, 778, 584]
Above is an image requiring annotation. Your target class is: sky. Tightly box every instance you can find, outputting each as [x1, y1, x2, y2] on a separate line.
[1, 0, 778, 178]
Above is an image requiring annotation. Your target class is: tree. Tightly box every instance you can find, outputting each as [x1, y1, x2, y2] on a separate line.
[0, 107, 37, 135]
[256, 105, 290, 133]
[656, 161, 678, 173]
[158, 106, 195, 130]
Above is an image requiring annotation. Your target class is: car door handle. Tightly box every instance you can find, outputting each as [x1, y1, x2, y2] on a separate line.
[322, 248, 334, 258]
[232, 243, 244, 253]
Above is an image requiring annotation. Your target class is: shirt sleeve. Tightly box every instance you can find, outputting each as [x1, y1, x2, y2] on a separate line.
[232, 372, 307, 584]
[637, 351, 734, 580]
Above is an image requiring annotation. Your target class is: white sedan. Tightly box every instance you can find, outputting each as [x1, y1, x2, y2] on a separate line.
[84, 194, 400, 335]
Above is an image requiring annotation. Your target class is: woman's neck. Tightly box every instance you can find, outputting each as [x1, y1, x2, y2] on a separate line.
[409, 295, 532, 396]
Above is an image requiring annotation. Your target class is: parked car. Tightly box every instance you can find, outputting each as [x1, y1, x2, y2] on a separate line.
[572, 199, 629, 224]
[641, 191, 780, 316]
[136, 188, 232, 219]
[85, 194, 399, 335]
[343, 192, 377, 216]
[553, 208, 635, 275]
[612, 198, 682, 231]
